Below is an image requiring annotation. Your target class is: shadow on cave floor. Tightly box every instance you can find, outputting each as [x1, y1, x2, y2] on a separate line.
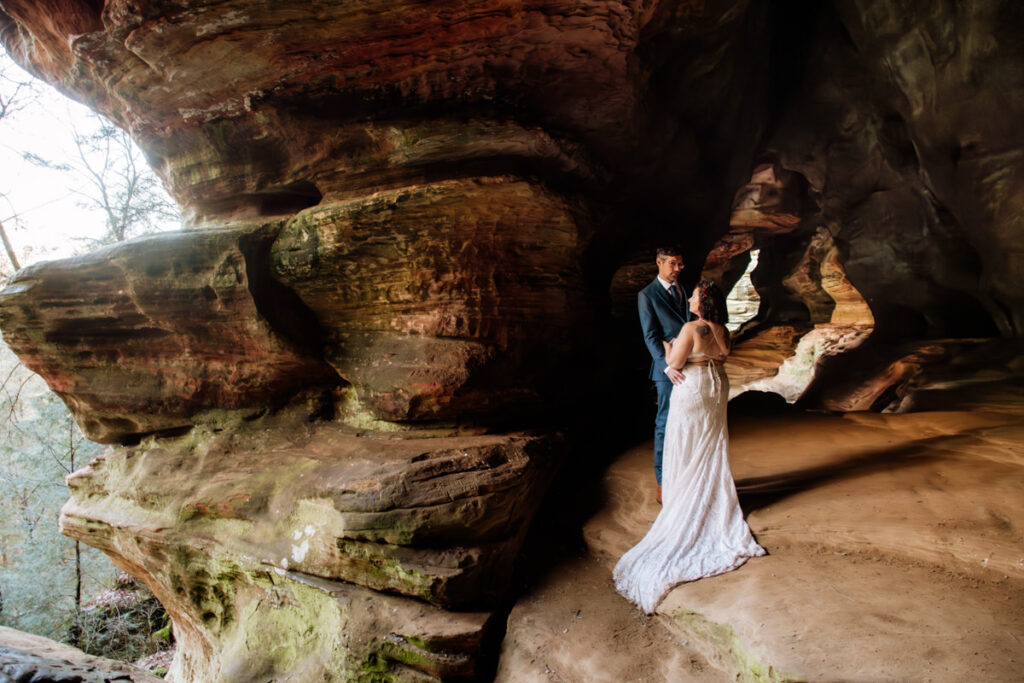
[485, 392, 1022, 679]
[509, 404, 978, 587]
[734, 433, 960, 514]
[474, 408, 650, 680]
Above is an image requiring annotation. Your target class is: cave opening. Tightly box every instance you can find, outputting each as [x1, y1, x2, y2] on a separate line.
[726, 248, 761, 333]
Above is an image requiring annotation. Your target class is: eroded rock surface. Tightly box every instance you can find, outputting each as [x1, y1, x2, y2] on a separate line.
[0, 225, 338, 443]
[0, 626, 162, 683]
[53, 401, 557, 678]
[271, 178, 588, 422]
[61, 414, 557, 608]
[698, 1, 1024, 410]
[1, 0, 1023, 680]
[748, 1, 1024, 343]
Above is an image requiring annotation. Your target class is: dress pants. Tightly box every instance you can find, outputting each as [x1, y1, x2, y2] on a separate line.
[653, 378, 673, 485]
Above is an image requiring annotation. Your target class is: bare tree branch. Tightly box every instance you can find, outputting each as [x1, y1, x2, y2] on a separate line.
[0, 359, 25, 395]
[2, 372, 33, 425]
[68, 116, 180, 245]
[0, 59, 33, 121]
[0, 56, 38, 272]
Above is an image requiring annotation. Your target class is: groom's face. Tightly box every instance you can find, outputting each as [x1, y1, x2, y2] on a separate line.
[657, 254, 683, 283]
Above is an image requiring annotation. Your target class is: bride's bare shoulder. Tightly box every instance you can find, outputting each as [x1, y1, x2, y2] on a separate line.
[693, 321, 729, 351]
[680, 320, 703, 335]
[691, 321, 712, 337]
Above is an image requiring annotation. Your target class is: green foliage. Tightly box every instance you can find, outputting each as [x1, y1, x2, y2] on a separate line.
[0, 341, 115, 639]
[152, 621, 173, 643]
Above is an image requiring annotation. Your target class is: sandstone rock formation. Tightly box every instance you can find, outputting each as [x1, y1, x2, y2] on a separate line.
[1, 0, 1023, 680]
[694, 0, 1024, 409]
[0, 225, 337, 443]
[0, 626, 163, 683]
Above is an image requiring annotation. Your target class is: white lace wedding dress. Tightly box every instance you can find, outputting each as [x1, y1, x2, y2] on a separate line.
[614, 355, 765, 614]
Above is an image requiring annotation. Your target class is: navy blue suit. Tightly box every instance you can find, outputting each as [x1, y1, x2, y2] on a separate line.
[638, 278, 691, 484]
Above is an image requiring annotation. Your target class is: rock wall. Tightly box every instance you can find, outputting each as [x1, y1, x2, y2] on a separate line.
[1, 0, 1022, 680]
[700, 1, 1024, 409]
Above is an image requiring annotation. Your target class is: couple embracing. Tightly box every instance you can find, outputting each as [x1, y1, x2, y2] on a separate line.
[614, 246, 765, 614]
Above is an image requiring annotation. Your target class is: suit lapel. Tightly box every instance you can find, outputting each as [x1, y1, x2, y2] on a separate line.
[650, 278, 682, 315]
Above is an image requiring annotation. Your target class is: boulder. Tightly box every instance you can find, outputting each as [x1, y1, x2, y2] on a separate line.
[0, 224, 338, 443]
[271, 178, 587, 422]
[0, 626, 163, 683]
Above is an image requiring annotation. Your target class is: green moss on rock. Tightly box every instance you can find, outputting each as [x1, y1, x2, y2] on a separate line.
[335, 540, 437, 603]
[669, 609, 801, 682]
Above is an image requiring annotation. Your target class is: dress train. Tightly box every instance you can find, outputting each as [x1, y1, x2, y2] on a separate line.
[614, 360, 764, 614]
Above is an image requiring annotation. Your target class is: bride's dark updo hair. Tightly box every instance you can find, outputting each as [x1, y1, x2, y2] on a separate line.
[696, 280, 729, 325]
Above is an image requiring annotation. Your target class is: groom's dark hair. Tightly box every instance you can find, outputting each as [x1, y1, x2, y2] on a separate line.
[696, 280, 729, 324]
[655, 245, 683, 260]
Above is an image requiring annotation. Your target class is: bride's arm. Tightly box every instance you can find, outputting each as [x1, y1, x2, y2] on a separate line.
[665, 325, 694, 369]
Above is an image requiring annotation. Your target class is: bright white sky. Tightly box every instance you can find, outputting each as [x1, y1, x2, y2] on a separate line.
[0, 52, 180, 272]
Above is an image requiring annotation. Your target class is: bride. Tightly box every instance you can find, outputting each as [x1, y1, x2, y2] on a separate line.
[614, 280, 765, 614]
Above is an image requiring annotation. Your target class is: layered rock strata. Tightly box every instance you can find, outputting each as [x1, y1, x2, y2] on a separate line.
[1, 0, 1023, 680]
[56, 404, 557, 679]
[270, 178, 588, 423]
[0, 225, 337, 443]
[61, 418, 557, 608]
[2, 1, 655, 676]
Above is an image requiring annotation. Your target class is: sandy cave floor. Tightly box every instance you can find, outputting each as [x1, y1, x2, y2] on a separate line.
[496, 401, 1024, 682]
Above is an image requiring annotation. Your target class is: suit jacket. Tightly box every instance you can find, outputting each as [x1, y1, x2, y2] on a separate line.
[638, 278, 691, 381]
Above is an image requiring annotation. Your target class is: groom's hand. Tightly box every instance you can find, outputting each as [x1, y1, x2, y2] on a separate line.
[666, 367, 685, 384]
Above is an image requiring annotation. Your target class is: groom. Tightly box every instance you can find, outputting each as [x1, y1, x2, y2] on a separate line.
[638, 246, 691, 503]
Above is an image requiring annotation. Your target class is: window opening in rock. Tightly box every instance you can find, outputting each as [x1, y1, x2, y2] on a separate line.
[726, 249, 760, 333]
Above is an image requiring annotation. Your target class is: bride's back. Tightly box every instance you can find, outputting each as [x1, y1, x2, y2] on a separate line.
[687, 320, 729, 360]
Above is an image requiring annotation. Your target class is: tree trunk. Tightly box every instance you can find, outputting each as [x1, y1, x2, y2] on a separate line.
[74, 540, 82, 611]
[70, 420, 82, 613]
[0, 218, 20, 271]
